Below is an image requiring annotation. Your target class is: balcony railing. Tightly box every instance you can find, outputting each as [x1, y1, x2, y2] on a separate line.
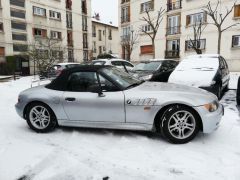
[165, 50, 180, 58]
[166, 26, 181, 35]
[167, 0, 182, 11]
[121, 35, 130, 41]
[121, 16, 130, 24]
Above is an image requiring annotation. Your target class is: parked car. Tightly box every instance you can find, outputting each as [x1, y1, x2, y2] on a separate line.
[131, 59, 179, 82]
[15, 65, 223, 144]
[91, 59, 134, 72]
[40, 62, 81, 79]
[168, 54, 230, 99]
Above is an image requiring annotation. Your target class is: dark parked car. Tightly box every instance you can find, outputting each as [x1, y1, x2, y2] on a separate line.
[131, 59, 179, 82]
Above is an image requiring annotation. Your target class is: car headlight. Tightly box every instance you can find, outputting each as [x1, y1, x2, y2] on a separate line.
[204, 101, 219, 112]
[141, 74, 153, 81]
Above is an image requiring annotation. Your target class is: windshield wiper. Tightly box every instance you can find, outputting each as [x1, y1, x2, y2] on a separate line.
[125, 81, 144, 90]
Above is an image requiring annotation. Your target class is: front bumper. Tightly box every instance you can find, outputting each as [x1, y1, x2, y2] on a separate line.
[194, 103, 224, 133]
[15, 102, 25, 119]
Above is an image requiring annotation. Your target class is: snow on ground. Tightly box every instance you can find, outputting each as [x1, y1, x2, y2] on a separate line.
[0, 76, 240, 180]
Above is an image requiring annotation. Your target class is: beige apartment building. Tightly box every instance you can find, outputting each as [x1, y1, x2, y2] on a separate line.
[119, 0, 240, 71]
[0, 0, 92, 75]
[91, 18, 119, 59]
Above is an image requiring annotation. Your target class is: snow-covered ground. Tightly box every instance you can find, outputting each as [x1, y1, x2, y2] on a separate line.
[0, 75, 240, 180]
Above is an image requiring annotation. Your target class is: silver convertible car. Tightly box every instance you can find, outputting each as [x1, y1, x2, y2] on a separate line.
[15, 66, 224, 144]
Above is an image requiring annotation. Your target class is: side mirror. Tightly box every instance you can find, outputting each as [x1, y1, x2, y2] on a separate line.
[89, 84, 105, 97]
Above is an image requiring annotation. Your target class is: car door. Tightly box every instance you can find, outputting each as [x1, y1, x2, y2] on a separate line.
[62, 71, 125, 123]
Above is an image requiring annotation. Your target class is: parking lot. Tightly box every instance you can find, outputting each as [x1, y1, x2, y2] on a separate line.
[0, 76, 240, 180]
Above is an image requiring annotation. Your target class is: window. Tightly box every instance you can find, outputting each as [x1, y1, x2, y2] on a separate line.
[83, 50, 88, 61]
[67, 72, 118, 92]
[66, 12, 72, 28]
[92, 25, 96, 37]
[98, 30, 102, 41]
[185, 39, 206, 51]
[121, 6, 130, 23]
[121, 0, 130, 4]
[82, 16, 88, 31]
[93, 42, 96, 53]
[12, 33, 27, 41]
[11, 10, 25, 19]
[166, 39, 180, 58]
[33, 28, 47, 37]
[66, 0, 72, 10]
[186, 12, 206, 26]
[140, 45, 153, 54]
[167, 0, 182, 11]
[68, 49, 74, 61]
[83, 33, 88, 48]
[108, 29, 112, 40]
[11, 21, 26, 30]
[13, 44, 28, 52]
[67, 31, 73, 46]
[167, 15, 180, 35]
[0, 47, 5, 57]
[232, 35, 240, 47]
[99, 46, 102, 54]
[82, 0, 87, 14]
[51, 31, 62, 39]
[49, 10, 61, 20]
[121, 26, 130, 40]
[141, 24, 153, 33]
[33, 6, 46, 17]
[140, 1, 154, 13]
[52, 51, 63, 60]
[10, 0, 25, 7]
[0, 22, 3, 32]
[234, 4, 240, 17]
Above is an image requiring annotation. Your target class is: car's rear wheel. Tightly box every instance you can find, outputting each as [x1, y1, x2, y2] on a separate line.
[26, 102, 57, 133]
[159, 105, 200, 144]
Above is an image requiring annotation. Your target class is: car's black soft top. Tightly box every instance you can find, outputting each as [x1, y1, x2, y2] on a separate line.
[46, 65, 112, 91]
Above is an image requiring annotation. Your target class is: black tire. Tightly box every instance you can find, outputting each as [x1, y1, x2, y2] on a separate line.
[215, 84, 222, 100]
[237, 77, 240, 105]
[159, 105, 200, 144]
[26, 102, 57, 133]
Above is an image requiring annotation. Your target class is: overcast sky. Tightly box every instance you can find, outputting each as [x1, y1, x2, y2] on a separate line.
[91, 0, 118, 26]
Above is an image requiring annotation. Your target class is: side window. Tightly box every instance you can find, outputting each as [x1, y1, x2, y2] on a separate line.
[219, 57, 225, 69]
[111, 61, 123, 66]
[67, 71, 119, 92]
[123, 62, 134, 67]
[67, 72, 99, 92]
[160, 61, 172, 72]
[221, 57, 228, 68]
[98, 74, 119, 92]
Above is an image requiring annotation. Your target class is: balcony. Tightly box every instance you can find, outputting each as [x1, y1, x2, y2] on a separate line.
[121, 35, 130, 41]
[165, 50, 180, 58]
[166, 26, 181, 35]
[167, 0, 182, 12]
[121, 16, 130, 24]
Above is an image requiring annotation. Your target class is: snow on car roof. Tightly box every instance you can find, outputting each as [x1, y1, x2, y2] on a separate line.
[176, 57, 219, 71]
[186, 54, 220, 59]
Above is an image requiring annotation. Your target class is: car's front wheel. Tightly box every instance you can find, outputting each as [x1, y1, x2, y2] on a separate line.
[26, 102, 57, 133]
[160, 105, 200, 144]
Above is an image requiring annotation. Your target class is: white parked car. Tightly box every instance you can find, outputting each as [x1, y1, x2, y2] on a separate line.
[168, 54, 230, 99]
[92, 59, 134, 71]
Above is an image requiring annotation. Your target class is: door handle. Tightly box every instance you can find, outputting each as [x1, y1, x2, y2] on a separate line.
[65, 97, 76, 102]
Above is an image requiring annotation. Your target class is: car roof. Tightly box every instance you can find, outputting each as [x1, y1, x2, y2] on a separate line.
[93, 59, 129, 62]
[187, 54, 220, 59]
[56, 62, 81, 65]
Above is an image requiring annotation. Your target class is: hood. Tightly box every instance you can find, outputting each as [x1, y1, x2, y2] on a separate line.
[168, 68, 217, 87]
[125, 81, 217, 106]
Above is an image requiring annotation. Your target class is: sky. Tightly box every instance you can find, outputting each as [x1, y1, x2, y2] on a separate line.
[91, 0, 118, 26]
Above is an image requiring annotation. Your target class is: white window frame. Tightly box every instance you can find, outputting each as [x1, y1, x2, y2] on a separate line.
[232, 35, 240, 47]
[141, 24, 153, 33]
[49, 10, 61, 20]
[33, 6, 46, 16]
[185, 39, 206, 51]
[140, 1, 153, 13]
[188, 12, 205, 25]
[51, 31, 61, 39]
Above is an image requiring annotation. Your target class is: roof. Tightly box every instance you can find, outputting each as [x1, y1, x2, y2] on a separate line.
[92, 18, 118, 28]
[186, 54, 220, 59]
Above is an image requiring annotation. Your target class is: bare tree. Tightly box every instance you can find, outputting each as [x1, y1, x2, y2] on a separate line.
[203, 1, 240, 54]
[120, 30, 139, 61]
[140, 7, 165, 58]
[188, 20, 207, 54]
[21, 37, 67, 74]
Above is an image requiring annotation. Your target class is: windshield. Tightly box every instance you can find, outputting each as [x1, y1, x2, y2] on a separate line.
[133, 61, 162, 71]
[101, 67, 143, 89]
[92, 61, 106, 65]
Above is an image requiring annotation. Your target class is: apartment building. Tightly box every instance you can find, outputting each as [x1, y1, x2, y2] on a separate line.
[119, 0, 240, 71]
[91, 18, 119, 59]
[0, 0, 92, 75]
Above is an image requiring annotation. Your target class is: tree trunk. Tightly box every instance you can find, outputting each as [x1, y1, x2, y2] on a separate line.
[152, 39, 155, 59]
[218, 29, 222, 54]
